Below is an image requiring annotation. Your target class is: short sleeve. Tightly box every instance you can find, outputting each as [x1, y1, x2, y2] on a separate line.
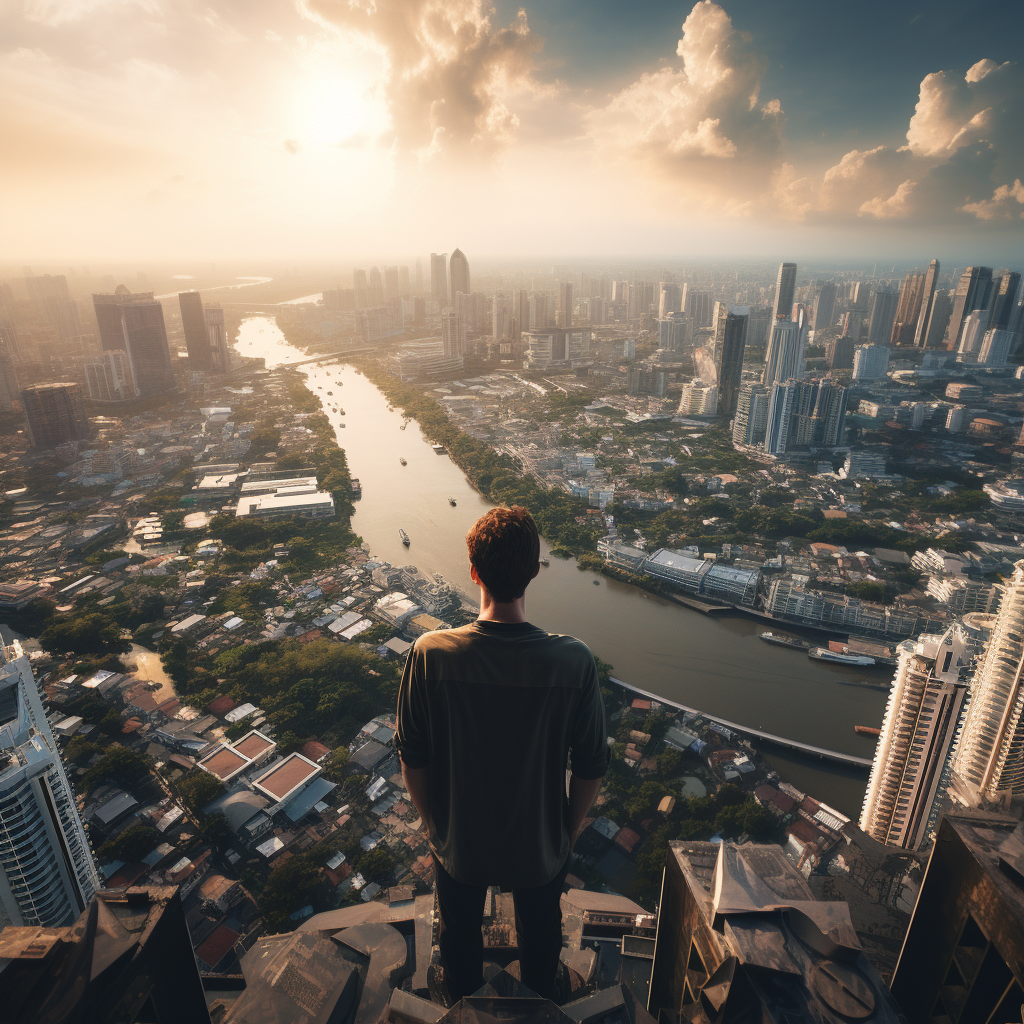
[396, 645, 431, 769]
[569, 654, 609, 779]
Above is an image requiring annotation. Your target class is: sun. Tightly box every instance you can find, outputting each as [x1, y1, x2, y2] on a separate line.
[292, 63, 386, 148]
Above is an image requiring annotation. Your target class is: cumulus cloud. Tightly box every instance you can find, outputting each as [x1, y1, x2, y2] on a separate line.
[591, 1, 783, 203]
[299, 0, 543, 161]
[960, 179, 1024, 220]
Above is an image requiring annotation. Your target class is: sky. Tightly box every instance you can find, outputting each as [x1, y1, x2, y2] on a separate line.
[3, 0, 1023, 264]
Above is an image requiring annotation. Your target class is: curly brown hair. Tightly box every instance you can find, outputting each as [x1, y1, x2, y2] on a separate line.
[466, 505, 540, 603]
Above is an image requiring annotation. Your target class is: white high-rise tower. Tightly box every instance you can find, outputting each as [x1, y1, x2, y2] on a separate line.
[0, 641, 99, 926]
[952, 560, 1024, 807]
[860, 625, 969, 850]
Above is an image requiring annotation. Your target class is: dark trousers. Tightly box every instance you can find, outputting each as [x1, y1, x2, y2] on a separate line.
[432, 854, 569, 1002]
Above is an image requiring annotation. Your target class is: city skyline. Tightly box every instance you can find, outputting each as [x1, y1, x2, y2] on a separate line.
[2, 0, 1023, 261]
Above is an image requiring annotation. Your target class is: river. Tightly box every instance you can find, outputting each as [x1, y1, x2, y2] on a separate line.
[234, 316, 888, 817]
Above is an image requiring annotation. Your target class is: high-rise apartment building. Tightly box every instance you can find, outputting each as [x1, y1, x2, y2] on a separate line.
[441, 309, 466, 358]
[770, 262, 797, 323]
[21, 383, 90, 448]
[912, 259, 940, 347]
[399, 266, 411, 297]
[430, 253, 448, 305]
[558, 281, 573, 327]
[948, 266, 994, 348]
[0, 339, 19, 412]
[922, 288, 952, 348]
[867, 288, 899, 346]
[764, 378, 847, 456]
[384, 266, 400, 300]
[448, 249, 470, 303]
[709, 304, 748, 416]
[978, 328, 1014, 367]
[852, 343, 891, 380]
[732, 382, 769, 447]
[0, 282, 20, 362]
[178, 291, 210, 368]
[513, 289, 528, 341]
[952, 560, 1024, 806]
[826, 335, 855, 370]
[492, 295, 511, 339]
[890, 272, 926, 347]
[761, 319, 804, 386]
[677, 378, 718, 416]
[83, 350, 132, 402]
[92, 288, 175, 397]
[0, 640, 99, 927]
[860, 625, 969, 851]
[414, 259, 423, 296]
[811, 281, 837, 333]
[205, 303, 229, 372]
[681, 285, 714, 328]
[528, 293, 549, 329]
[658, 312, 691, 354]
[956, 309, 988, 362]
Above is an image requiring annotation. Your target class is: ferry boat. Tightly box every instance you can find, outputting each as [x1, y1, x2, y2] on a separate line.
[350, 479, 361, 499]
[809, 647, 876, 666]
[327, 391, 333, 396]
[593, 579, 601, 586]
[399, 528, 410, 546]
[760, 631, 811, 651]
[432, 444, 447, 455]
[399, 457, 407, 466]
[838, 679, 890, 691]
[854, 725, 881, 736]
[448, 496, 457, 506]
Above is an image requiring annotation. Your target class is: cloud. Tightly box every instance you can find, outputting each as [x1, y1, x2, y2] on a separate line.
[960, 179, 1024, 220]
[298, 0, 543, 161]
[590, 2, 783, 204]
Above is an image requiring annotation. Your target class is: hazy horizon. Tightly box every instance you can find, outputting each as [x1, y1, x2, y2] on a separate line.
[3, 0, 1022, 264]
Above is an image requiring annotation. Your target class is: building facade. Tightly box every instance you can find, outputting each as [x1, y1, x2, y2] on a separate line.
[448, 248, 469, 303]
[859, 625, 969, 850]
[732, 382, 769, 447]
[0, 641, 99, 927]
[178, 291, 210, 368]
[21, 383, 90, 448]
[761, 319, 804, 386]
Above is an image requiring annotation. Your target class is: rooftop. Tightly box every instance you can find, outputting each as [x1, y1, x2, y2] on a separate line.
[253, 752, 321, 802]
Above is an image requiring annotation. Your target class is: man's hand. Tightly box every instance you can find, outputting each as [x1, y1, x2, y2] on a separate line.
[568, 774, 603, 844]
[402, 762, 431, 835]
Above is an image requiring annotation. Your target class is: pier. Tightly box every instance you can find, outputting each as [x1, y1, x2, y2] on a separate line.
[609, 677, 874, 769]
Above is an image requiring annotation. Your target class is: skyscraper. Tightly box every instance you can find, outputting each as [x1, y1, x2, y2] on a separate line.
[178, 291, 210, 369]
[430, 253, 448, 305]
[92, 288, 175, 397]
[353, 269, 368, 309]
[492, 295, 511, 339]
[414, 259, 423, 296]
[368, 266, 384, 306]
[890, 272, 926, 347]
[441, 309, 466, 357]
[761, 319, 804, 386]
[528, 293, 549, 329]
[952, 560, 1024, 806]
[21, 383, 90, 448]
[0, 339, 19, 412]
[83, 350, 132, 402]
[957, 310, 988, 362]
[205, 303, 229, 372]
[0, 283, 21, 362]
[947, 266, 994, 348]
[24, 274, 82, 346]
[860, 625, 969, 850]
[978, 328, 1014, 367]
[513, 289, 529, 341]
[867, 288, 899, 346]
[658, 282, 682, 318]
[711, 304, 748, 416]
[922, 288, 952, 348]
[732, 382, 769, 447]
[448, 248, 470, 303]
[399, 266, 411, 298]
[558, 281, 573, 327]
[811, 281, 837, 333]
[681, 285, 714, 327]
[0, 640, 99, 926]
[912, 259, 940, 348]
[770, 262, 797, 323]
[384, 266, 400, 300]
[658, 312, 691, 354]
[990, 271, 1022, 331]
[764, 378, 847, 456]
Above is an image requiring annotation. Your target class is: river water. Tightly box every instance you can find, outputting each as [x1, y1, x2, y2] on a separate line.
[234, 316, 888, 817]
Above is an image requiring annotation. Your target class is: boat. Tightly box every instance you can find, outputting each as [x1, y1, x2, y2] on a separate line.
[760, 631, 811, 651]
[327, 391, 333, 396]
[400, 424, 407, 430]
[448, 496, 457, 506]
[593, 579, 600, 586]
[838, 679, 890, 691]
[350, 479, 362, 499]
[399, 528, 410, 546]
[854, 725, 881, 736]
[432, 444, 447, 455]
[540, 557, 550, 566]
[809, 647, 876, 666]
[399, 457, 407, 466]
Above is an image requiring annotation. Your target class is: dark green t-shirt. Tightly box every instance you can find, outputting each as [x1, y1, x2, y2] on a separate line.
[396, 619, 609, 888]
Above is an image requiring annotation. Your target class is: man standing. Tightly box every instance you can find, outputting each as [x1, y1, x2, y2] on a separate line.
[397, 505, 608, 1003]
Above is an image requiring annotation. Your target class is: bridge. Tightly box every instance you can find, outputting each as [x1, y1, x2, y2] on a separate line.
[608, 677, 873, 769]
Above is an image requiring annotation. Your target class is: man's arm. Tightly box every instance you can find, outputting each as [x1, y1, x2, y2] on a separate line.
[403, 763, 431, 831]
[568, 774, 603, 843]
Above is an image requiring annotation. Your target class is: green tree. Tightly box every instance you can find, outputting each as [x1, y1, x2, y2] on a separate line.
[356, 847, 396, 885]
[260, 854, 321, 932]
[98, 824, 161, 862]
[657, 748, 684, 779]
[41, 611, 130, 656]
[83, 746, 149, 792]
[177, 770, 224, 813]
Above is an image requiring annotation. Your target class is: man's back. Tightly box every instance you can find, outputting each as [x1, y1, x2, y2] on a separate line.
[397, 619, 608, 888]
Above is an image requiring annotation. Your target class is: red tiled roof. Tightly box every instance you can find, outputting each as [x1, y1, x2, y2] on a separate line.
[195, 924, 240, 970]
[614, 828, 641, 852]
[301, 740, 331, 762]
[771, 792, 796, 813]
[630, 699, 651, 711]
[206, 696, 238, 717]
